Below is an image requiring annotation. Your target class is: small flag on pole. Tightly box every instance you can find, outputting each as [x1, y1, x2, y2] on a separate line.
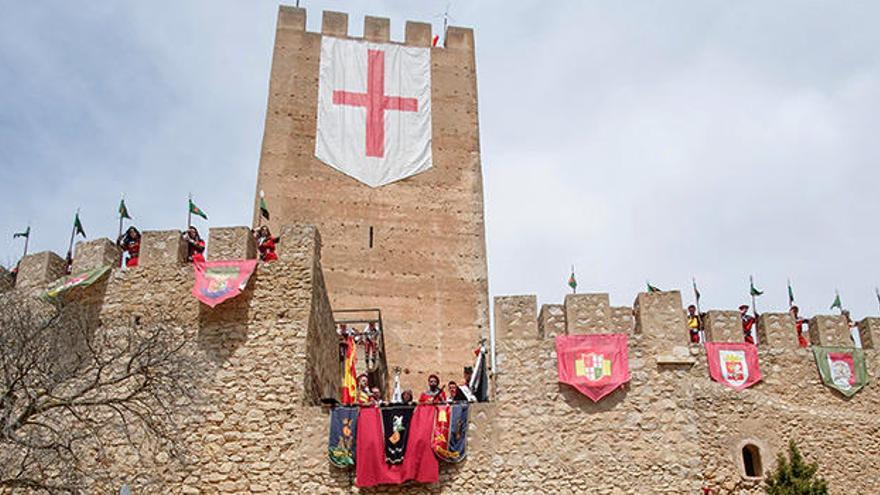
[692, 278, 701, 304]
[73, 212, 86, 238]
[13, 227, 30, 239]
[189, 199, 208, 220]
[830, 291, 842, 311]
[259, 190, 270, 220]
[646, 281, 661, 293]
[432, 34, 440, 47]
[749, 276, 763, 297]
[787, 280, 795, 307]
[567, 266, 577, 293]
[118, 197, 131, 219]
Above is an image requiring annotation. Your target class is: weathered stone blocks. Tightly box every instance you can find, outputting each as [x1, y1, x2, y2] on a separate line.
[140, 230, 186, 267]
[321, 11, 347, 36]
[494, 295, 537, 341]
[610, 306, 635, 333]
[857, 317, 878, 349]
[278, 5, 306, 31]
[276, 225, 321, 262]
[208, 227, 256, 261]
[538, 303, 565, 339]
[405, 21, 432, 47]
[809, 315, 853, 347]
[633, 290, 686, 346]
[704, 310, 742, 343]
[445, 26, 474, 50]
[564, 293, 610, 334]
[72, 238, 120, 274]
[363, 16, 390, 42]
[15, 251, 66, 290]
[759, 312, 798, 349]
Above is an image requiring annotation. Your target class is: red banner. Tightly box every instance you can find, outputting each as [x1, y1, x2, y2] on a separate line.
[355, 405, 438, 488]
[555, 334, 631, 402]
[192, 260, 258, 308]
[705, 342, 762, 391]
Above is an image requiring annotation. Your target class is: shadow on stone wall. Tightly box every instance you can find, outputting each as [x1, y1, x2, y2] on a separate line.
[196, 276, 254, 364]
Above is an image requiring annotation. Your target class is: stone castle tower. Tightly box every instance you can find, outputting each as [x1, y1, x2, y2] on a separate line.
[4, 6, 880, 494]
[252, 7, 488, 390]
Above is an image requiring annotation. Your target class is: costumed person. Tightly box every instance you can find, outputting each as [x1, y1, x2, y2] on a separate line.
[356, 374, 372, 405]
[740, 305, 757, 345]
[117, 226, 141, 267]
[363, 321, 381, 370]
[253, 225, 279, 262]
[458, 367, 477, 402]
[419, 374, 446, 404]
[789, 306, 809, 348]
[370, 387, 383, 406]
[337, 324, 350, 362]
[447, 381, 468, 403]
[65, 250, 73, 275]
[400, 389, 414, 405]
[183, 226, 205, 264]
[842, 310, 862, 348]
[686, 305, 701, 343]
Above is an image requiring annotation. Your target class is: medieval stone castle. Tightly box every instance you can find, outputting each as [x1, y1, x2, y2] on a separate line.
[3, 6, 878, 494]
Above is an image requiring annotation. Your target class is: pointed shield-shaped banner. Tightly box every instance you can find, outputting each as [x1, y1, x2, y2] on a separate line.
[705, 342, 762, 391]
[555, 334, 631, 402]
[192, 260, 257, 308]
[812, 346, 869, 397]
[315, 36, 432, 187]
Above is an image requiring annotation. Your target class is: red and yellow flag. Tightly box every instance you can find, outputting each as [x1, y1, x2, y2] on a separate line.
[341, 336, 357, 404]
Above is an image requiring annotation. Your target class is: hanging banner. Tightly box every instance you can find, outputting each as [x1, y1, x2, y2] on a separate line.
[705, 342, 762, 391]
[192, 260, 257, 308]
[328, 406, 359, 468]
[433, 403, 469, 463]
[812, 347, 869, 397]
[44, 265, 110, 299]
[381, 405, 415, 464]
[555, 334, 631, 402]
[355, 405, 438, 488]
[315, 36, 432, 187]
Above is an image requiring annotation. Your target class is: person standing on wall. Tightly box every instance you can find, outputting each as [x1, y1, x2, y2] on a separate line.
[183, 226, 205, 264]
[740, 305, 757, 345]
[117, 227, 141, 267]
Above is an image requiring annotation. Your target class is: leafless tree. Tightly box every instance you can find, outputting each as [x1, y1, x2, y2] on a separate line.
[0, 295, 203, 493]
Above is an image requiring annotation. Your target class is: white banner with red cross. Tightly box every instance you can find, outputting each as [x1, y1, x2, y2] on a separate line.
[315, 36, 432, 188]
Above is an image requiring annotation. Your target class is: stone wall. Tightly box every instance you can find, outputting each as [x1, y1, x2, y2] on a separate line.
[252, 7, 489, 392]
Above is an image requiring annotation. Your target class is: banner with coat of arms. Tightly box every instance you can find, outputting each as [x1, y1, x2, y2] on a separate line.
[43, 265, 110, 299]
[705, 342, 762, 391]
[555, 334, 631, 402]
[812, 346, 869, 397]
[432, 403, 469, 463]
[328, 406, 359, 468]
[192, 259, 258, 308]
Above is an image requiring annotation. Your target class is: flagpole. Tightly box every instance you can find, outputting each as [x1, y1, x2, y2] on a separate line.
[750, 275, 757, 317]
[118, 193, 125, 239]
[67, 209, 78, 266]
[571, 265, 576, 294]
[22, 227, 29, 258]
[875, 287, 880, 313]
[187, 193, 192, 229]
[693, 277, 702, 314]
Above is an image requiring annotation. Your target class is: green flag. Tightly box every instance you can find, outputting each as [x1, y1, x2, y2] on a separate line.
[189, 199, 208, 220]
[259, 190, 270, 220]
[13, 227, 30, 239]
[567, 269, 577, 292]
[749, 277, 763, 297]
[646, 281, 660, 293]
[119, 198, 131, 219]
[812, 346, 868, 397]
[44, 265, 110, 299]
[830, 293, 842, 311]
[73, 212, 86, 238]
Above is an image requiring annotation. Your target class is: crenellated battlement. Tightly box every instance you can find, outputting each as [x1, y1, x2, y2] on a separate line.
[276, 6, 474, 51]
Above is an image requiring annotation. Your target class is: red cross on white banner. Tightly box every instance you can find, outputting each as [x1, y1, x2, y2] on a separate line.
[315, 37, 433, 188]
[332, 49, 419, 158]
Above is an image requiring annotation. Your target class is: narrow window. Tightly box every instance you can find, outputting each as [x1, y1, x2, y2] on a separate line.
[742, 444, 762, 477]
[368, 226, 374, 249]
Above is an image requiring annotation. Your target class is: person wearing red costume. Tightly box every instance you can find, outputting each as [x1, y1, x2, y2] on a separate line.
[789, 306, 809, 348]
[739, 304, 756, 345]
[418, 374, 446, 404]
[117, 226, 141, 267]
[254, 226, 279, 262]
[356, 374, 372, 405]
[183, 226, 206, 264]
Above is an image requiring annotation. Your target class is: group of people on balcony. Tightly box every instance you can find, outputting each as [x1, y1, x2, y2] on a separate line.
[113, 225, 280, 268]
[352, 373, 473, 407]
[686, 303, 860, 348]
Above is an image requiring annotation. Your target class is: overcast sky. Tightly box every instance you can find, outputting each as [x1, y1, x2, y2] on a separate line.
[2, 1, 879, 320]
